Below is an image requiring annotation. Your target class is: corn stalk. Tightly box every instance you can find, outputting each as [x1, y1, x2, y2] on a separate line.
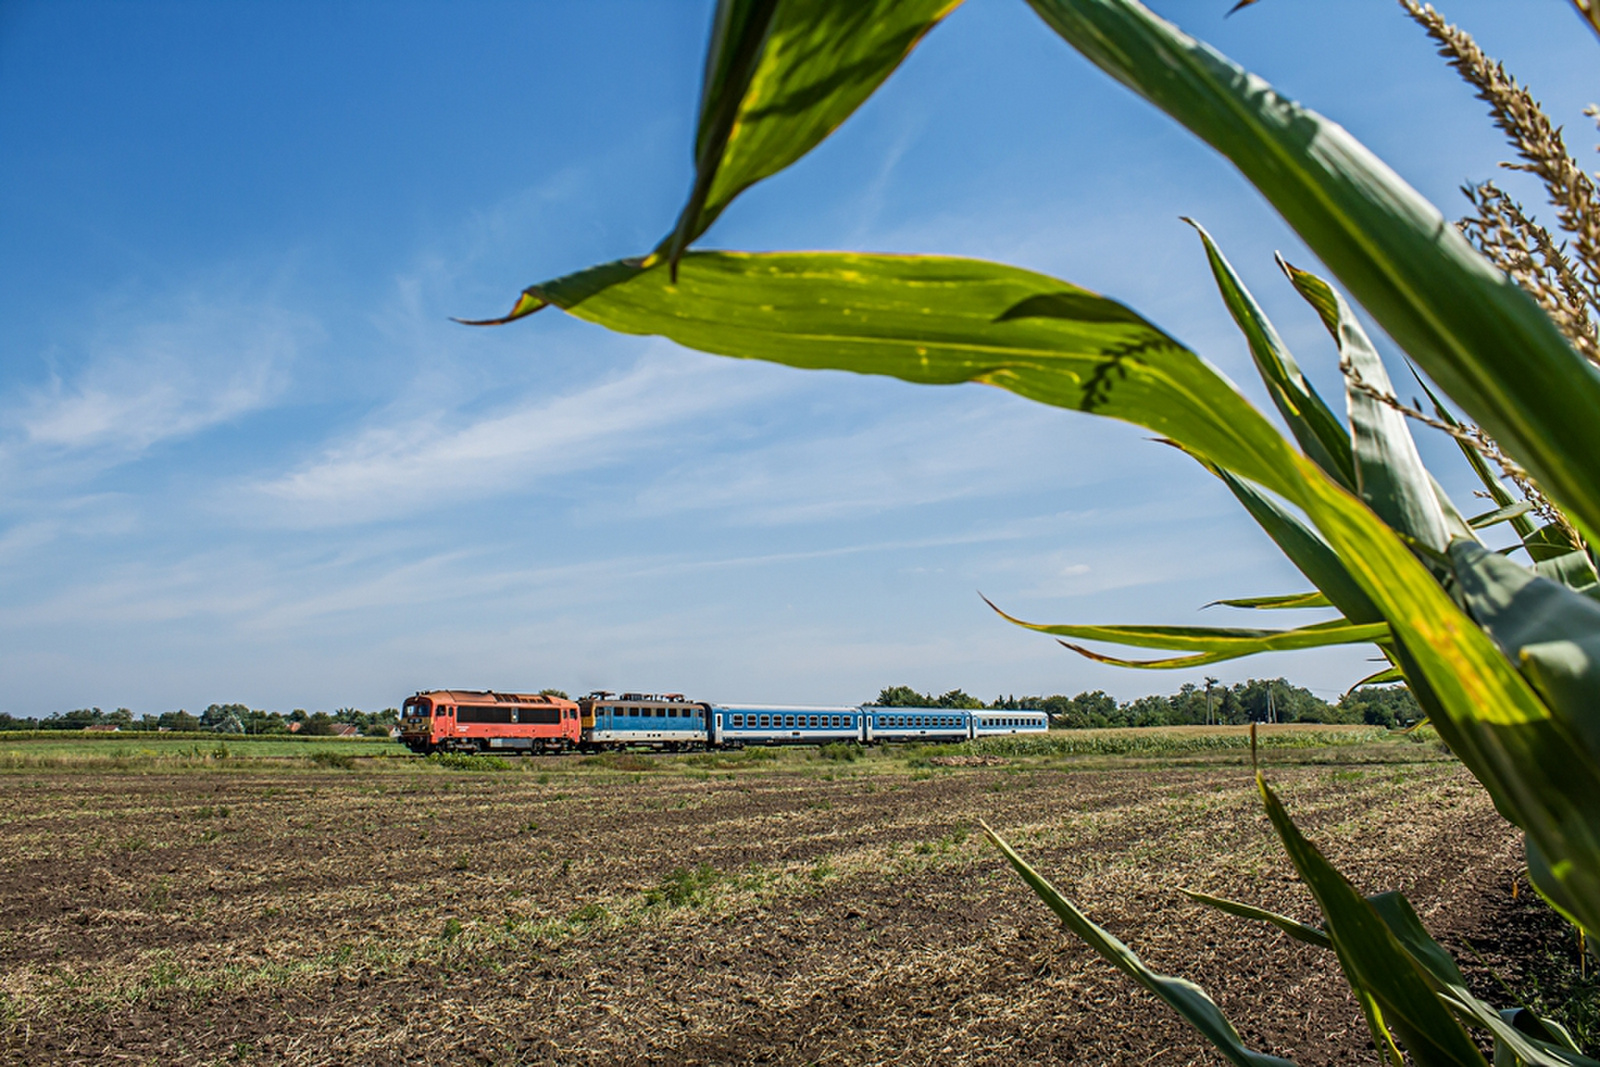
[468, 0, 1600, 1059]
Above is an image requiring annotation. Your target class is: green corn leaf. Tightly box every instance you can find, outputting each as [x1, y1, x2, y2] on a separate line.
[1412, 372, 1540, 544]
[1188, 221, 1354, 490]
[1192, 882, 1595, 1066]
[1180, 888, 1331, 949]
[1469, 502, 1536, 530]
[1449, 541, 1600, 768]
[1523, 836, 1594, 981]
[1205, 592, 1332, 610]
[1203, 463, 1384, 625]
[1054, 641, 1299, 670]
[1497, 1009, 1586, 1067]
[1281, 263, 1449, 552]
[1347, 666, 1405, 691]
[1533, 550, 1600, 599]
[1447, 540, 1600, 921]
[665, 0, 962, 267]
[987, 606, 1387, 661]
[1380, 624, 1599, 939]
[1257, 775, 1488, 1065]
[1365, 892, 1596, 1067]
[664, 0, 783, 272]
[1024, 0, 1600, 548]
[487, 249, 1598, 933]
[1523, 524, 1587, 565]
[493, 251, 1319, 496]
[1431, 473, 1479, 544]
[983, 822, 1297, 1067]
[988, 606, 1380, 650]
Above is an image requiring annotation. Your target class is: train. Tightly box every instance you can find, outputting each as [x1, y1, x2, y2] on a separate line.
[398, 689, 1048, 755]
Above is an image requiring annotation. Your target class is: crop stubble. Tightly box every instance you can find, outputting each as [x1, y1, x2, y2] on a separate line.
[0, 756, 1545, 1065]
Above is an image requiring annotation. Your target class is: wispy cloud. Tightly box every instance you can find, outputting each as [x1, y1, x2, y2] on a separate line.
[4, 294, 313, 482]
[630, 390, 1139, 526]
[247, 348, 781, 526]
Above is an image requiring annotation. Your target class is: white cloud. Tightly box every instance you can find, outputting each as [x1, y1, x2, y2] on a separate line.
[4, 294, 312, 481]
[629, 389, 1155, 526]
[247, 348, 782, 526]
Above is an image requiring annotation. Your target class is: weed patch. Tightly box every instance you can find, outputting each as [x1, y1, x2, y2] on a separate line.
[818, 741, 861, 762]
[644, 864, 726, 908]
[425, 752, 510, 772]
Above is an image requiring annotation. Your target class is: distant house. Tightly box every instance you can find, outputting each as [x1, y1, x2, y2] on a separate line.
[333, 724, 360, 738]
[285, 721, 302, 734]
[83, 724, 119, 733]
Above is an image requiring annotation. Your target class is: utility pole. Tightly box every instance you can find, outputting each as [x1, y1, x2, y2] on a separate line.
[1204, 676, 1218, 726]
[1267, 684, 1277, 725]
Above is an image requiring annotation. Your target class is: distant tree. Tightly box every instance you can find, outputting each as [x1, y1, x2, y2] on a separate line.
[158, 709, 200, 732]
[934, 689, 984, 709]
[200, 703, 250, 731]
[1037, 694, 1075, 726]
[1042, 691, 1119, 729]
[1121, 694, 1173, 727]
[289, 709, 309, 725]
[1338, 685, 1421, 728]
[538, 689, 570, 701]
[1167, 683, 1210, 725]
[301, 712, 339, 736]
[0, 712, 38, 731]
[242, 709, 286, 734]
[106, 707, 134, 728]
[872, 685, 933, 707]
[41, 708, 104, 730]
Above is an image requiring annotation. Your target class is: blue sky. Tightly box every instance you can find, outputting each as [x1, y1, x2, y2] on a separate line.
[1, 0, 1592, 717]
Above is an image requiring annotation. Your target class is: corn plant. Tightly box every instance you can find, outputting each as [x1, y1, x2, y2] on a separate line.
[469, 0, 1600, 1060]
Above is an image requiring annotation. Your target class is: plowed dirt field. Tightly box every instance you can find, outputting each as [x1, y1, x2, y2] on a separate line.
[0, 747, 1568, 1065]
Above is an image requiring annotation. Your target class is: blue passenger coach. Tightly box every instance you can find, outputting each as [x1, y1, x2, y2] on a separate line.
[713, 705, 861, 746]
[570, 692, 1051, 752]
[861, 706, 973, 744]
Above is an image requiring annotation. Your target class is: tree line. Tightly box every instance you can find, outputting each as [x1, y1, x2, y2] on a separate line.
[1, 682, 1422, 733]
[871, 679, 1420, 729]
[0, 704, 401, 736]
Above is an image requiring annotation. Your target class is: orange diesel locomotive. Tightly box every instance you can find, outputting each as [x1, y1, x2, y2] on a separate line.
[400, 690, 581, 754]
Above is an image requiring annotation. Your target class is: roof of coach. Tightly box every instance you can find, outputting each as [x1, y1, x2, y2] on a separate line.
[861, 705, 977, 713]
[410, 689, 578, 707]
[713, 703, 861, 713]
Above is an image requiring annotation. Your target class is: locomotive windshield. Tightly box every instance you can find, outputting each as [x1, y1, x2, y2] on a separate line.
[406, 700, 431, 718]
